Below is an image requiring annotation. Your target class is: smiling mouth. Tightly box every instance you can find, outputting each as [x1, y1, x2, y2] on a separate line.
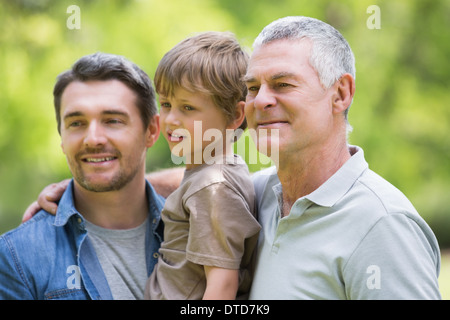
[83, 157, 117, 163]
[256, 121, 288, 128]
[168, 132, 185, 142]
[79, 155, 119, 165]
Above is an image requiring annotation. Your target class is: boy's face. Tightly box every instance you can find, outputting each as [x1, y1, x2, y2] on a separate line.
[159, 86, 232, 169]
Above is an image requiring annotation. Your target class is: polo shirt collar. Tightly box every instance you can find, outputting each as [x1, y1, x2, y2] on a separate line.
[305, 145, 368, 207]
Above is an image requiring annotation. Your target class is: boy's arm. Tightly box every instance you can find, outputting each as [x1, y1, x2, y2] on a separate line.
[202, 266, 239, 300]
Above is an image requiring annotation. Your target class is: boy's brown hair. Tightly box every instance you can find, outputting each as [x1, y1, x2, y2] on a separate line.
[154, 31, 249, 131]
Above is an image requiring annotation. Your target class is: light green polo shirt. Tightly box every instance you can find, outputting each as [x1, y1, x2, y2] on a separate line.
[249, 146, 441, 300]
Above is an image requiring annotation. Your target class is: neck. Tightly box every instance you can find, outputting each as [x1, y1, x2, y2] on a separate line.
[276, 139, 351, 216]
[73, 177, 148, 229]
[186, 140, 235, 170]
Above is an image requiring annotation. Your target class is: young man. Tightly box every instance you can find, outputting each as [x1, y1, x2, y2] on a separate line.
[0, 53, 164, 300]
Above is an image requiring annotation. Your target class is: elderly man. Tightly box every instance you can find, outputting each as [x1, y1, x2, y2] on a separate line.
[244, 16, 440, 299]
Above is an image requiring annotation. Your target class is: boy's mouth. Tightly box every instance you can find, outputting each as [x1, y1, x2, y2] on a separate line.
[168, 131, 185, 142]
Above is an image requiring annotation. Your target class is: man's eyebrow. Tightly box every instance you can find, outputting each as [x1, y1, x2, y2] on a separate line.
[242, 74, 256, 83]
[102, 110, 130, 118]
[63, 110, 130, 120]
[242, 72, 297, 83]
[271, 72, 297, 81]
[63, 111, 83, 120]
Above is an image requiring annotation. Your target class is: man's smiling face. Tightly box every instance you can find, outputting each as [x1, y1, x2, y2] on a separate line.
[60, 79, 154, 192]
[244, 38, 336, 158]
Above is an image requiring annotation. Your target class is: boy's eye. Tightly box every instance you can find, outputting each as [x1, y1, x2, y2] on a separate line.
[183, 105, 194, 111]
[160, 102, 171, 109]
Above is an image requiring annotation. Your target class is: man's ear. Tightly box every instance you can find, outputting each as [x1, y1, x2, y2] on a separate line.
[145, 115, 160, 148]
[332, 73, 355, 115]
[228, 101, 246, 130]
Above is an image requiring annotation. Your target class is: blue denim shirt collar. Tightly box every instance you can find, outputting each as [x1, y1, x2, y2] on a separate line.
[53, 180, 79, 227]
[53, 179, 165, 299]
[53, 179, 164, 230]
[0, 179, 164, 300]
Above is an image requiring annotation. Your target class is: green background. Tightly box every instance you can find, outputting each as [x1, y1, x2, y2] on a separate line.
[0, 0, 449, 298]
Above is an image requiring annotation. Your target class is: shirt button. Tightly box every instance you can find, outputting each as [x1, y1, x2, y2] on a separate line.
[77, 218, 82, 224]
[153, 252, 159, 259]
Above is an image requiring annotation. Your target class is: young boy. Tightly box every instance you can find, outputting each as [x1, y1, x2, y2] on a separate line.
[145, 31, 260, 300]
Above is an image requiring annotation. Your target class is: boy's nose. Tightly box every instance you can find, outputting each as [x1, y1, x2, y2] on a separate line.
[164, 110, 181, 126]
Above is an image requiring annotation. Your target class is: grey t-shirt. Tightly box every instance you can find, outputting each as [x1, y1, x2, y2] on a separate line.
[85, 218, 148, 300]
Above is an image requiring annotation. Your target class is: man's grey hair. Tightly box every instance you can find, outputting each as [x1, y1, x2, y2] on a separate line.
[253, 16, 355, 89]
[253, 16, 355, 127]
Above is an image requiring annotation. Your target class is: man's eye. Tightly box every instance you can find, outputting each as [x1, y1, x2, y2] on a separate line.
[106, 119, 123, 125]
[247, 86, 259, 93]
[68, 121, 82, 128]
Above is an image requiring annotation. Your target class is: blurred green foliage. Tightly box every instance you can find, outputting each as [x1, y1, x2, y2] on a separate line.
[0, 0, 449, 250]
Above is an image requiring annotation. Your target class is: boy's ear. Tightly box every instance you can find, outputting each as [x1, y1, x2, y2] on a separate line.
[228, 101, 246, 130]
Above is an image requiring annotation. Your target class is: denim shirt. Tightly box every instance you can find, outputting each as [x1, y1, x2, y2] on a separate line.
[0, 180, 164, 300]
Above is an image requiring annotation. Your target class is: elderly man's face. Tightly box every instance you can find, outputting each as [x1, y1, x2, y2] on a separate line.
[244, 39, 336, 158]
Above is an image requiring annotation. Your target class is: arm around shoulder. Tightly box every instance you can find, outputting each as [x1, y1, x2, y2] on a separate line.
[145, 167, 185, 198]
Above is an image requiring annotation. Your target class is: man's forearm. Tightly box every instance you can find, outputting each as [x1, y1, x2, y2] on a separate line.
[145, 167, 185, 198]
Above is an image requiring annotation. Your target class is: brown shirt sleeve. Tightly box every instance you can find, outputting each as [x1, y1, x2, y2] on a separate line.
[185, 181, 260, 270]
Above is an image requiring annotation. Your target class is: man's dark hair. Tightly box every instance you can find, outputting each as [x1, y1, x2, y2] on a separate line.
[53, 52, 157, 134]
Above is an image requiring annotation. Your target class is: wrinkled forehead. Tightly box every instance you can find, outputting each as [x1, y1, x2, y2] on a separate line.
[245, 39, 313, 82]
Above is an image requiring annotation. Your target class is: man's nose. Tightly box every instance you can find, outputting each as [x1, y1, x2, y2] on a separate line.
[83, 121, 107, 147]
[253, 85, 276, 110]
